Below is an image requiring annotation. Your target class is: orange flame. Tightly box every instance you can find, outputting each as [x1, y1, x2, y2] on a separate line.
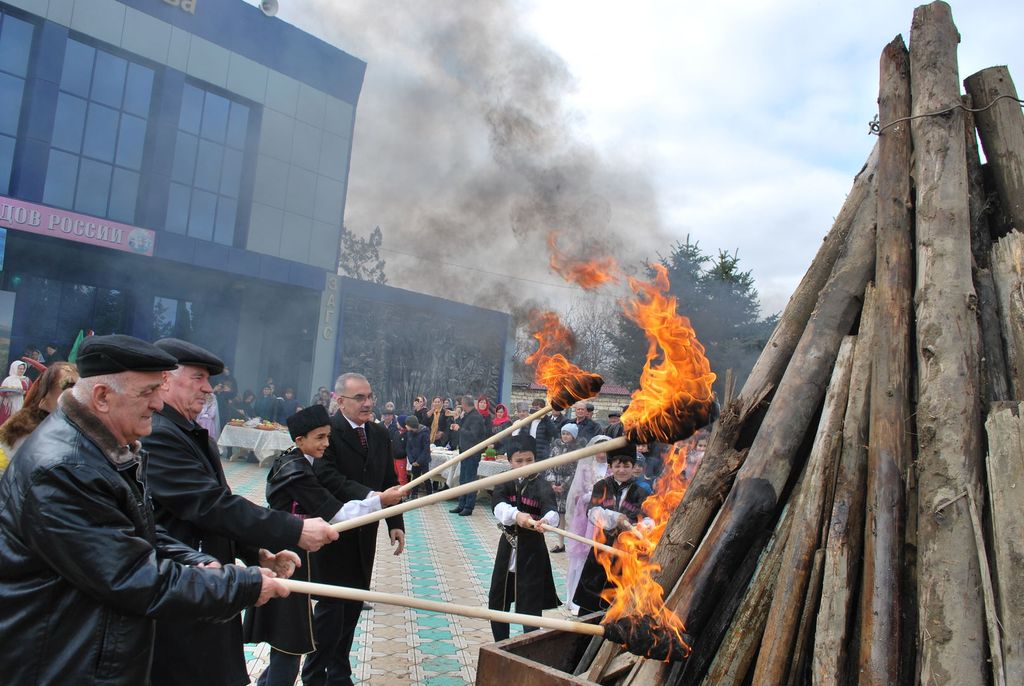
[547, 232, 621, 290]
[620, 264, 717, 444]
[524, 310, 602, 409]
[596, 443, 692, 659]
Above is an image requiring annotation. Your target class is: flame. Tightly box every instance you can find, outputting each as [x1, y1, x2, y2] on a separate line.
[597, 443, 692, 660]
[524, 310, 602, 409]
[620, 264, 717, 444]
[547, 232, 621, 290]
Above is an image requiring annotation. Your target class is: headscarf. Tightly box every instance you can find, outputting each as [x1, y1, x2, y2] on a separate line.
[492, 403, 510, 426]
[565, 435, 613, 558]
[476, 395, 491, 419]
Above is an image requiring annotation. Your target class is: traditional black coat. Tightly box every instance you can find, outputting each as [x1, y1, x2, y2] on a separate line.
[488, 475, 561, 615]
[312, 413, 404, 589]
[243, 448, 347, 654]
[572, 476, 648, 615]
[144, 405, 303, 686]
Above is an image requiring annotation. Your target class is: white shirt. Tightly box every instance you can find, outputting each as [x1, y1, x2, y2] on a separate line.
[303, 453, 381, 523]
[493, 480, 559, 572]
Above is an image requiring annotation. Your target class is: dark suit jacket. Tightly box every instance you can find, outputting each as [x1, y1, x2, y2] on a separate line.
[143, 405, 303, 686]
[312, 413, 404, 589]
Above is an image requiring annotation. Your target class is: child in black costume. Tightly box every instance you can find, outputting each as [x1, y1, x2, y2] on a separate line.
[243, 405, 402, 686]
[572, 450, 653, 616]
[488, 435, 561, 641]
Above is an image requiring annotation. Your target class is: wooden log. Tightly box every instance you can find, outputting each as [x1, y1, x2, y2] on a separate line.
[813, 285, 876, 686]
[966, 490, 1007, 686]
[964, 92, 1014, 404]
[699, 494, 798, 685]
[786, 549, 826, 686]
[858, 35, 913, 686]
[991, 233, 1024, 399]
[909, 4, 986, 683]
[983, 402, 1024, 682]
[751, 337, 856, 685]
[964, 66, 1024, 234]
[669, 182, 877, 642]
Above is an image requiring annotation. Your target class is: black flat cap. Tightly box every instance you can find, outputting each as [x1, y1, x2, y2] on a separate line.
[510, 434, 536, 455]
[287, 405, 331, 440]
[154, 338, 224, 375]
[77, 335, 179, 378]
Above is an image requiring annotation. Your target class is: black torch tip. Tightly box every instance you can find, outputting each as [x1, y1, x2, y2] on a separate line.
[602, 616, 692, 663]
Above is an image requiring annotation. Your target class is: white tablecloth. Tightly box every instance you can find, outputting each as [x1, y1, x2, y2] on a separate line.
[429, 449, 511, 488]
[217, 424, 294, 466]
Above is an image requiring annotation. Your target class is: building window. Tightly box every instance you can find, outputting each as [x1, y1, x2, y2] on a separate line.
[165, 83, 249, 245]
[0, 11, 34, 194]
[42, 39, 154, 223]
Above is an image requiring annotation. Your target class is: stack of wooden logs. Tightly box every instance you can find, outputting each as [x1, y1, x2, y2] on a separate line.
[573, 3, 1024, 684]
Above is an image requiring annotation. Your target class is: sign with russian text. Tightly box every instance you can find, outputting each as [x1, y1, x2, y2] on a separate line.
[0, 195, 156, 257]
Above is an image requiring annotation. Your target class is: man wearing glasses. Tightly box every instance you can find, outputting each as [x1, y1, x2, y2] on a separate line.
[304, 372, 406, 686]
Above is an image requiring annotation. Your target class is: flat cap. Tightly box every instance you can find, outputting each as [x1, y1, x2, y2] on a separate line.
[608, 409, 622, 418]
[287, 405, 331, 440]
[77, 335, 179, 378]
[154, 338, 225, 375]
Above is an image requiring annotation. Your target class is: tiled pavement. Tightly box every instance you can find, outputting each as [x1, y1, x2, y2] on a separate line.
[224, 460, 574, 685]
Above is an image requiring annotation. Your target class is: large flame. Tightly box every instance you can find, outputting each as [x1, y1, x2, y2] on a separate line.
[524, 310, 602, 410]
[547, 232, 621, 290]
[620, 264, 717, 444]
[597, 443, 692, 660]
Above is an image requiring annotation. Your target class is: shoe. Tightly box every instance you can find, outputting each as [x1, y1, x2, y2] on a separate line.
[459, 510, 473, 516]
[449, 507, 464, 514]
[550, 545, 565, 553]
[362, 602, 373, 612]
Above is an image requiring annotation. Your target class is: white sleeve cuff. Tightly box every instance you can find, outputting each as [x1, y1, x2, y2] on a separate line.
[494, 502, 519, 526]
[330, 494, 382, 524]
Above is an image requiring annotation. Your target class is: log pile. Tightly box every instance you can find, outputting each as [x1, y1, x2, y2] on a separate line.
[570, 3, 1024, 684]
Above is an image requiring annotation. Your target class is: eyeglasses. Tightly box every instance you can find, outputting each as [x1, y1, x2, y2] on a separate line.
[338, 393, 376, 403]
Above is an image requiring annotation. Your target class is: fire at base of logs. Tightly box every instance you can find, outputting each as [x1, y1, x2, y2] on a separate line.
[602, 616, 693, 663]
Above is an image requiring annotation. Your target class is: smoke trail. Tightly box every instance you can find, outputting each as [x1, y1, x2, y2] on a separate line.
[282, 1, 668, 309]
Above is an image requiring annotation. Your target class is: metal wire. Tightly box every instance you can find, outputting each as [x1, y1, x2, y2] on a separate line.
[868, 93, 1024, 135]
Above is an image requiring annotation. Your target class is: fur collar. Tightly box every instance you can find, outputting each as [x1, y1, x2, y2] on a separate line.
[59, 393, 141, 466]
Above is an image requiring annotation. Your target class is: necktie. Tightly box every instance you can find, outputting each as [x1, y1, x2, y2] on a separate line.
[356, 425, 368, 449]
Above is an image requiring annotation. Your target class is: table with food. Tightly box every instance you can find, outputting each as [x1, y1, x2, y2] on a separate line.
[217, 419, 294, 467]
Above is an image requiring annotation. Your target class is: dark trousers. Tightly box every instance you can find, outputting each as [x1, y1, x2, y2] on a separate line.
[456, 455, 480, 511]
[256, 649, 300, 686]
[409, 463, 434, 496]
[489, 572, 540, 642]
[301, 599, 362, 686]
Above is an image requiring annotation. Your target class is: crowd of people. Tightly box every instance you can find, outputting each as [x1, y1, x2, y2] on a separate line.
[0, 333, 708, 685]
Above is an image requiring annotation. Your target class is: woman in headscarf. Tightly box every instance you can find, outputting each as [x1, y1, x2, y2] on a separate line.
[490, 403, 511, 455]
[0, 362, 78, 473]
[545, 423, 583, 553]
[425, 396, 452, 447]
[563, 434, 612, 614]
[0, 361, 30, 426]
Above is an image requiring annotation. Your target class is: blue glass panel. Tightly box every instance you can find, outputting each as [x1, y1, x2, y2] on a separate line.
[82, 103, 119, 163]
[200, 91, 229, 143]
[214, 197, 237, 245]
[0, 14, 33, 78]
[115, 114, 146, 170]
[170, 131, 197, 184]
[165, 182, 191, 234]
[194, 139, 223, 193]
[91, 51, 127, 109]
[123, 63, 154, 118]
[0, 134, 14, 194]
[108, 167, 139, 223]
[43, 149, 79, 209]
[178, 84, 203, 134]
[60, 40, 95, 98]
[219, 148, 242, 197]
[51, 93, 87, 153]
[74, 158, 112, 217]
[0, 71, 23, 137]
[188, 188, 217, 241]
[226, 103, 249, 150]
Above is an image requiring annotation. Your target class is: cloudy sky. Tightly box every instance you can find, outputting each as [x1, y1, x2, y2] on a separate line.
[276, 0, 1024, 315]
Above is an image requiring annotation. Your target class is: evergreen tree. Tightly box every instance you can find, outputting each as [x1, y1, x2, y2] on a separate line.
[339, 225, 388, 284]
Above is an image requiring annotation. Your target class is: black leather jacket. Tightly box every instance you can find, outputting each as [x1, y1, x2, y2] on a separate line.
[0, 396, 263, 685]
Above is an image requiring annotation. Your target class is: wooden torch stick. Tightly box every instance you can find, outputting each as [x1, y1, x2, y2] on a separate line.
[402, 403, 553, 492]
[279, 579, 605, 637]
[539, 522, 625, 558]
[332, 436, 631, 533]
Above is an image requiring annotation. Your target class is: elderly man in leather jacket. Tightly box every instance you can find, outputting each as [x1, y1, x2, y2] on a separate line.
[0, 335, 290, 685]
[143, 338, 339, 686]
